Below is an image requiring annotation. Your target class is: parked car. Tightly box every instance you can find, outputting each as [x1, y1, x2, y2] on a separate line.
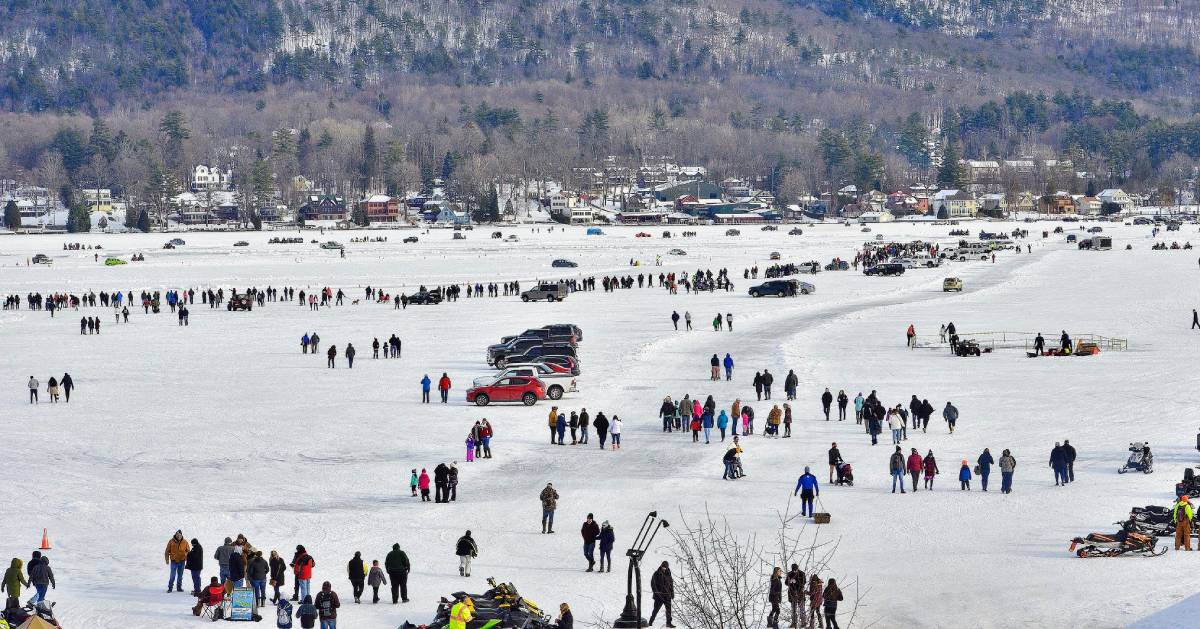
[503, 344, 578, 367]
[477, 364, 572, 400]
[453, 233, 467, 240]
[726, 229, 741, 236]
[403, 236, 419, 243]
[227, 294, 253, 311]
[162, 243, 175, 250]
[635, 232, 651, 238]
[233, 241, 249, 247]
[31, 254, 51, 264]
[532, 355, 581, 376]
[887, 258, 918, 269]
[761, 225, 778, 231]
[492, 231, 503, 239]
[668, 248, 687, 256]
[788, 228, 803, 236]
[1088, 226, 1103, 233]
[466, 376, 546, 406]
[552, 259, 578, 268]
[769, 251, 782, 260]
[169, 238, 186, 246]
[943, 277, 963, 292]
[864, 263, 905, 276]
[521, 282, 569, 302]
[505, 235, 520, 242]
[825, 261, 850, 271]
[748, 279, 814, 297]
[320, 241, 344, 250]
[406, 289, 443, 305]
[797, 261, 821, 274]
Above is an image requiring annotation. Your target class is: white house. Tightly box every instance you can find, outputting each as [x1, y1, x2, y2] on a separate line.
[1097, 188, 1132, 211]
[930, 189, 978, 218]
[191, 165, 231, 192]
[858, 210, 895, 223]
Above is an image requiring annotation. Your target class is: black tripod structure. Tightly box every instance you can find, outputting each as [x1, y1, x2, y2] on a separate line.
[613, 511, 669, 628]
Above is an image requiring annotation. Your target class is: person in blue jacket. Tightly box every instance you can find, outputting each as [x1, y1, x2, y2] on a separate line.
[420, 374, 432, 403]
[723, 353, 734, 381]
[702, 410, 713, 444]
[716, 410, 729, 441]
[958, 459, 972, 490]
[301, 333, 310, 354]
[556, 412, 567, 445]
[793, 467, 820, 516]
[977, 448, 994, 491]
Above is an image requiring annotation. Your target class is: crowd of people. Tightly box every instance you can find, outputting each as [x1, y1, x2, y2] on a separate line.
[546, 406, 622, 449]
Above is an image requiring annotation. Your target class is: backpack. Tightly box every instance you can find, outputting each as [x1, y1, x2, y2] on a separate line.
[277, 600, 294, 628]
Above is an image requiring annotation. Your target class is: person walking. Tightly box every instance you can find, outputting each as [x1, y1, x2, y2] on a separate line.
[1063, 439, 1077, 482]
[785, 370, 799, 401]
[165, 530, 189, 593]
[347, 552, 365, 604]
[837, 390, 848, 421]
[943, 402, 959, 434]
[807, 574, 824, 629]
[540, 483, 559, 534]
[455, 531, 477, 577]
[434, 462, 450, 503]
[888, 410, 903, 445]
[610, 416, 623, 449]
[821, 388, 833, 421]
[671, 311, 680, 330]
[438, 373, 452, 403]
[853, 393, 864, 424]
[269, 550, 287, 604]
[314, 581, 340, 629]
[923, 450, 939, 490]
[61, 372, 74, 402]
[710, 354, 720, 381]
[384, 544, 410, 603]
[647, 561, 675, 627]
[999, 449, 1016, 494]
[418, 469, 431, 501]
[977, 448, 994, 491]
[291, 545, 315, 602]
[581, 514, 600, 572]
[959, 459, 972, 490]
[723, 353, 734, 381]
[28, 556, 53, 604]
[326, 345, 337, 368]
[827, 443, 842, 483]
[786, 564, 805, 629]
[1194, 309, 1199, 330]
[907, 448, 923, 492]
[420, 375, 432, 403]
[793, 467, 819, 517]
[27, 376, 38, 404]
[367, 560, 386, 604]
[763, 369, 774, 399]
[345, 343, 355, 369]
[684, 311, 692, 330]
[754, 371, 764, 401]
[1050, 442, 1067, 486]
[594, 412, 609, 449]
[2, 558, 29, 601]
[889, 447, 906, 494]
[1173, 495, 1194, 551]
[906, 323, 916, 349]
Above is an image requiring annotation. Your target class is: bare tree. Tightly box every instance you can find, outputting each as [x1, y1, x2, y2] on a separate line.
[667, 502, 868, 629]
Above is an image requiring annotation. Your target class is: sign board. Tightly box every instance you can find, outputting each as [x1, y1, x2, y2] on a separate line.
[229, 587, 256, 621]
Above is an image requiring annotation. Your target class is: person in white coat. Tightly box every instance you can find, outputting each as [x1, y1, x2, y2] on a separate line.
[610, 416, 623, 450]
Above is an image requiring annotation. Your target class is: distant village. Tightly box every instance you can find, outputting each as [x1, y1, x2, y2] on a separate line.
[2, 156, 1196, 233]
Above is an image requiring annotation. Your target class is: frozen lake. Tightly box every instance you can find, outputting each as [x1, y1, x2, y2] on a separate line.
[0, 220, 1196, 628]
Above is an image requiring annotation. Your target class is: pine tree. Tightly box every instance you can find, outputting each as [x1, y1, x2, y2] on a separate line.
[67, 203, 91, 233]
[137, 207, 151, 232]
[159, 110, 190, 171]
[360, 124, 378, 193]
[937, 142, 965, 188]
[3, 200, 20, 231]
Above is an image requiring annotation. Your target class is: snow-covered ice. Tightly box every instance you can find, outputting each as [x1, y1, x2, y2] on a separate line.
[0, 221, 1196, 628]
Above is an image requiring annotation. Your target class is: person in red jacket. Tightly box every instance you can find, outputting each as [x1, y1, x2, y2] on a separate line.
[906, 448, 923, 492]
[291, 546, 316, 603]
[438, 373, 452, 403]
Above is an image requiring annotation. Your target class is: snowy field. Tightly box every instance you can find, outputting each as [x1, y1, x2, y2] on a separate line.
[1, 220, 1198, 628]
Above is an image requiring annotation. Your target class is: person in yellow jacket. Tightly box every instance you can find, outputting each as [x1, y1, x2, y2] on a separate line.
[548, 406, 559, 444]
[449, 595, 475, 629]
[1173, 495, 1194, 551]
[2, 558, 29, 599]
[165, 530, 190, 593]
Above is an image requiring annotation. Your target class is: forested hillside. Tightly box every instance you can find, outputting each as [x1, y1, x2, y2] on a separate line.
[0, 0, 1197, 202]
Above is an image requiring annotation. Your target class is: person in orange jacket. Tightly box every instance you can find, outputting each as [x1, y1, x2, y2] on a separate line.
[438, 373, 452, 403]
[165, 530, 190, 593]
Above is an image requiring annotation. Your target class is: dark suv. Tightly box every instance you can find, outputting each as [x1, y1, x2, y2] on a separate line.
[503, 344, 578, 368]
[864, 263, 905, 277]
[749, 280, 799, 298]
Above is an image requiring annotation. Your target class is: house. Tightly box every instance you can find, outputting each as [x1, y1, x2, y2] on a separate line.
[963, 160, 1000, 193]
[979, 194, 1007, 217]
[1037, 191, 1076, 214]
[299, 194, 347, 221]
[930, 190, 977, 218]
[1097, 189, 1132, 212]
[80, 188, 113, 213]
[1074, 196, 1101, 215]
[362, 194, 401, 222]
[858, 210, 895, 223]
[191, 165, 231, 191]
[569, 206, 595, 225]
[652, 181, 720, 203]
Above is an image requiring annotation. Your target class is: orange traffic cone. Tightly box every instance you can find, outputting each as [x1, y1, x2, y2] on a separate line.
[39, 528, 51, 550]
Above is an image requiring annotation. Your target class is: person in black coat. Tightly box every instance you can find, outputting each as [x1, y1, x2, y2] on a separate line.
[753, 372, 764, 400]
[229, 548, 246, 586]
[828, 443, 843, 483]
[1062, 440, 1077, 483]
[820, 389, 833, 421]
[648, 561, 675, 627]
[767, 567, 783, 628]
[347, 552, 365, 603]
[434, 463, 450, 503]
[185, 539, 204, 596]
[837, 390, 848, 420]
[269, 550, 287, 603]
[555, 603, 574, 629]
[60, 373, 74, 403]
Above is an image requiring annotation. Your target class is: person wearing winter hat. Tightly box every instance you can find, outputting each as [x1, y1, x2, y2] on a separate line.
[958, 459, 972, 490]
[793, 466, 819, 517]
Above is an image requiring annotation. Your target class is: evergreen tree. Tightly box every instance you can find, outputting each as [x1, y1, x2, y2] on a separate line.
[137, 207, 151, 232]
[159, 110, 190, 171]
[66, 203, 91, 233]
[897, 113, 931, 168]
[937, 142, 965, 188]
[3, 200, 20, 231]
[360, 124, 378, 192]
[296, 128, 313, 175]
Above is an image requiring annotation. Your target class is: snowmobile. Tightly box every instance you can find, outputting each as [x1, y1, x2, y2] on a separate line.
[1118, 442, 1153, 474]
[1175, 467, 1200, 498]
[417, 577, 554, 629]
[1124, 506, 1200, 538]
[835, 462, 854, 486]
[1069, 521, 1165, 557]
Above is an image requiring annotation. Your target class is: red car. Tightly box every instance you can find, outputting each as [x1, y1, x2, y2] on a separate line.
[466, 376, 546, 406]
[635, 232, 651, 238]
